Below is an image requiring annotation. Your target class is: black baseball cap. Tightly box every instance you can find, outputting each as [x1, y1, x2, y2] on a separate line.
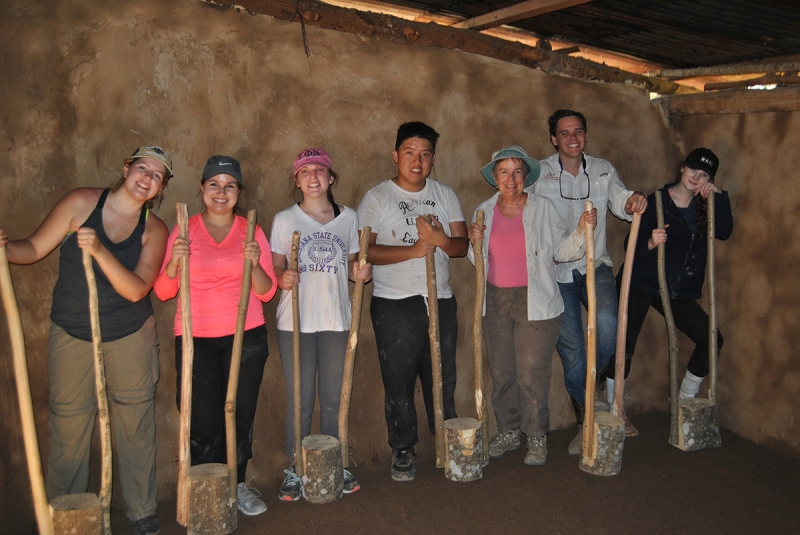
[202, 155, 242, 184]
[683, 148, 719, 180]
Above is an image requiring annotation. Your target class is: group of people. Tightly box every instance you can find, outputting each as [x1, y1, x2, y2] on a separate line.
[0, 109, 732, 535]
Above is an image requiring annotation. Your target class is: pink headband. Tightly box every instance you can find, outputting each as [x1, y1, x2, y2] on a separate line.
[293, 148, 332, 175]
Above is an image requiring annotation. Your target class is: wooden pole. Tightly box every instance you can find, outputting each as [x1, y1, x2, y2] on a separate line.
[224, 210, 257, 501]
[423, 214, 445, 469]
[82, 250, 112, 535]
[291, 230, 303, 477]
[472, 210, 489, 462]
[581, 201, 597, 461]
[176, 203, 193, 526]
[0, 248, 53, 535]
[613, 213, 641, 416]
[655, 192, 680, 445]
[338, 226, 371, 468]
[707, 192, 717, 401]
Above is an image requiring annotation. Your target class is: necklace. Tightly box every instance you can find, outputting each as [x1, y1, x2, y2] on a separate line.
[106, 209, 138, 237]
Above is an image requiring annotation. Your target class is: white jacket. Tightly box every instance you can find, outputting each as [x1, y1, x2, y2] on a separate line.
[468, 192, 586, 321]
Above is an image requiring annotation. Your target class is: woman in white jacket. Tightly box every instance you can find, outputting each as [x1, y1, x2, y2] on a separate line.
[468, 145, 595, 466]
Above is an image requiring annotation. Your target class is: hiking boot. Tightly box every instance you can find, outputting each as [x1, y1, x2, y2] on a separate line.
[237, 482, 267, 515]
[278, 467, 302, 502]
[568, 427, 582, 456]
[524, 435, 547, 466]
[133, 515, 161, 535]
[391, 449, 415, 482]
[343, 469, 361, 494]
[488, 429, 521, 458]
[623, 411, 639, 437]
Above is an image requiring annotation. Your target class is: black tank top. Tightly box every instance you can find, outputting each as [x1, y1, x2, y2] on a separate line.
[50, 189, 154, 342]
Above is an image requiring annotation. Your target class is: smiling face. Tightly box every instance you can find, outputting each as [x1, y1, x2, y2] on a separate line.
[392, 136, 435, 192]
[493, 158, 527, 201]
[294, 164, 333, 199]
[551, 116, 587, 160]
[122, 157, 167, 203]
[679, 165, 711, 193]
[201, 174, 241, 214]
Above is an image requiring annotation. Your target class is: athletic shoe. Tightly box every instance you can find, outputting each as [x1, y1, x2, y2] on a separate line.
[278, 467, 302, 502]
[391, 449, 415, 482]
[524, 435, 547, 466]
[568, 427, 582, 456]
[623, 411, 639, 437]
[488, 428, 521, 458]
[133, 515, 161, 535]
[237, 482, 267, 515]
[343, 469, 360, 494]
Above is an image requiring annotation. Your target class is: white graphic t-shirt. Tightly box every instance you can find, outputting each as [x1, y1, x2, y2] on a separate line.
[270, 204, 360, 333]
[356, 178, 465, 299]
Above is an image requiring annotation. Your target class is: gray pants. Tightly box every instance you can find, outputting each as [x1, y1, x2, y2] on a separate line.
[277, 330, 348, 462]
[47, 317, 159, 522]
[483, 285, 561, 438]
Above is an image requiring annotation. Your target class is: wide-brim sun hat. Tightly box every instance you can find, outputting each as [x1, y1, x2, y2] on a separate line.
[480, 145, 541, 188]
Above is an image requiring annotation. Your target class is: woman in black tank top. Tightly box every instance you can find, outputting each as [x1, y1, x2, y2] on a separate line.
[1, 146, 172, 535]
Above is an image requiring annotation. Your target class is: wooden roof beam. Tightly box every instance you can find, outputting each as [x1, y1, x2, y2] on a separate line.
[655, 87, 800, 116]
[452, 0, 593, 31]
[659, 54, 800, 79]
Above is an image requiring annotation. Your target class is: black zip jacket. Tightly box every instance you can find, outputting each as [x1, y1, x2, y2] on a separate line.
[628, 184, 733, 300]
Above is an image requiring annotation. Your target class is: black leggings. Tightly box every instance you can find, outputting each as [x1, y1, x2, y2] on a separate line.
[607, 286, 722, 380]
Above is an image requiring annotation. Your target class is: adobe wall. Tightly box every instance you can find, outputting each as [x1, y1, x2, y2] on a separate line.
[1, 0, 796, 529]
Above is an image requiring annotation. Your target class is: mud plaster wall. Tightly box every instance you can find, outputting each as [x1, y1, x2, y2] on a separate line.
[0, 0, 797, 529]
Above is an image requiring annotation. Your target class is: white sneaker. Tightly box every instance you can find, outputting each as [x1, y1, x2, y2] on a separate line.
[237, 482, 267, 516]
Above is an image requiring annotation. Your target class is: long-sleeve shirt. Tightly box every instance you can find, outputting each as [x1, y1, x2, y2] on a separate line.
[468, 192, 586, 321]
[531, 152, 634, 283]
[154, 213, 277, 338]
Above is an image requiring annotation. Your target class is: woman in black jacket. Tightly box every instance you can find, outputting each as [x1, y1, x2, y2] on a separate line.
[606, 148, 733, 436]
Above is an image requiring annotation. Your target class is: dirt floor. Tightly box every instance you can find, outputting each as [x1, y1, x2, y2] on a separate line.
[111, 412, 800, 535]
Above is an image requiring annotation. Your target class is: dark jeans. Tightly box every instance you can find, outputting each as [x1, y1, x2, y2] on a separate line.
[175, 325, 268, 483]
[607, 286, 723, 380]
[370, 295, 458, 452]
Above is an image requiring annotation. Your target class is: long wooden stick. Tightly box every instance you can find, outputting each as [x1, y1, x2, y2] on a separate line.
[225, 210, 257, 501]
[472, 210, 489, 462]
[613, 213, 641, 416]
[338, 226, 371, 468]
[0, 248, 53, 535]
[581, 202, 597, 461]
[82, 249, 112, 535]
[423, 214, 445, 469]
[707, 192, 717, 401]
[291, 230, 303, 476]
[656, 192, 680, 445]
[176, 203, 193, 526]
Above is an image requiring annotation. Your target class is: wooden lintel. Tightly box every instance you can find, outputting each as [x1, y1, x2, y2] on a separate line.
[210, 0, 689, 94]
[660, 62, 800, 80]
[655, 87, 800, 116]
[451, 0, 592, 31]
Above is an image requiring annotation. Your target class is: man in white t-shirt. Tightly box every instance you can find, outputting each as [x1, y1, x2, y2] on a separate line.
[357, 121, 468, 482]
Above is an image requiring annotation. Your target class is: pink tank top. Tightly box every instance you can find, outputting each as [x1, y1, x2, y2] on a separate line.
[487, 203, 529, 288]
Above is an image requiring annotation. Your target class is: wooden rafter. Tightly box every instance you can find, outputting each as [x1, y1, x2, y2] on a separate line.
[451, 0, 593, 31]
[211, 0, 689, 94]
[659, 57, 800, 80]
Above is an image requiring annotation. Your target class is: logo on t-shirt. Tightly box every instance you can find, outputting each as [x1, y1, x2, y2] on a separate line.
[299, 231, 347, 274]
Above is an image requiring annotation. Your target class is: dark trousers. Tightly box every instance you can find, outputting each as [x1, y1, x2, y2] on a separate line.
[176, 325, 268, 483]
[607, 286, 723, 380]
[370, 295, 458, 452]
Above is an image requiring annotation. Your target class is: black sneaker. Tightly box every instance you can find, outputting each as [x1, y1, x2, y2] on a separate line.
[278, 467, 302, 502]
[134, 515, 161, 535]
[391, 448, 415, 482]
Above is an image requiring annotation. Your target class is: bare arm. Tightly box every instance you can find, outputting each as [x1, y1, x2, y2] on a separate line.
[347, 252, 372, 283]
[366, 231, 435, 265]
[243, 239, 274, 296]
[271, 252, 299, 290]
[416, 217, 469, 258]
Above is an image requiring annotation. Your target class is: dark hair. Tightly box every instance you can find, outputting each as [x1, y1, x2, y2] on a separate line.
[111, 157, 170, 209]
[547, 110, 587, 138]
[395, 121, 440, 153]
[291, 168, 338, 206]
[674, 166, 711, 229]
[492, 158, 531, 179]
[200, 174, 245, 215]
